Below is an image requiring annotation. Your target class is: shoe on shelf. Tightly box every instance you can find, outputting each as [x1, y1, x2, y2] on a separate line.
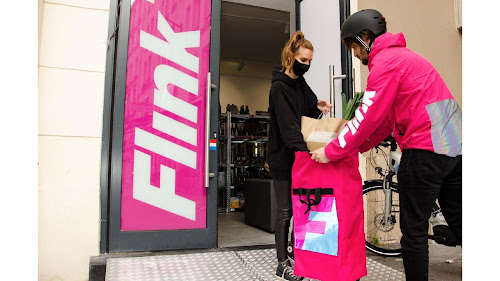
[275, 260, 304, 281]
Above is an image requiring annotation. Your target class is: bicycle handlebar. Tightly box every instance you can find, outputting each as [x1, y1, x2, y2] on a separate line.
[377, 136, 397, 151]
[378, 141, 390, 148]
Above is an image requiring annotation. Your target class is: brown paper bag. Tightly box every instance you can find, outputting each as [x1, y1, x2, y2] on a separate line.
[301, 115, 348, 151]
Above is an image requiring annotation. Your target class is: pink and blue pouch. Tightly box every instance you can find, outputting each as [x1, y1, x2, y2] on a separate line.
[292, 151, 367, 281]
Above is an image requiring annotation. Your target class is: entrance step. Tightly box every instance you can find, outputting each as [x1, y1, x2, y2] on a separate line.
[89, 245, 405, 280]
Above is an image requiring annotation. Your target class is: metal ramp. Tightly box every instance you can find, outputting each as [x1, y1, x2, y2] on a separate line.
[105, 248, 405, 281]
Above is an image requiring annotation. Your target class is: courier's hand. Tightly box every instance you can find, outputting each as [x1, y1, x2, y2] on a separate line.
[311, 147, 330, 164]
[317, 100, 333, 115]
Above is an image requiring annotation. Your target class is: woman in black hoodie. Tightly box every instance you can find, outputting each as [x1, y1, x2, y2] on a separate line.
[268, 30, 332, 281]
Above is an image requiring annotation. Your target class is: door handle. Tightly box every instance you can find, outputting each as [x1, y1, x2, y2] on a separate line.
[205, 72, 217, 187]
[329, 65, 346, 118]
[205, 72, 211, 188]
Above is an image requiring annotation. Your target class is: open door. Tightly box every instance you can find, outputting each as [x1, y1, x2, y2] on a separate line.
[298, 0, 353, 110]
[102, 0, 220, 252]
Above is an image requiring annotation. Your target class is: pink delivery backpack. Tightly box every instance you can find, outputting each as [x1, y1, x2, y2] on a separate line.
[291, 151, 367, 281]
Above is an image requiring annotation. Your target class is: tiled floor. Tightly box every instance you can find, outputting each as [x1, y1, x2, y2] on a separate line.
[217, 212, 275, 248]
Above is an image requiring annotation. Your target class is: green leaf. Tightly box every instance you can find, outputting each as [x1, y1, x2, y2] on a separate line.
[344, 99, 355, 120]
[357, 91, 364, 103]
[351, 99, 360, 119]
[341, 91, 365, 120]
[348, 104, 357, 120]
[341, 92, 347, 118]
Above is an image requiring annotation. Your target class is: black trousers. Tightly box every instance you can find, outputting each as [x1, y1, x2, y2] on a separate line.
[273, 179, 293, 262]
[397, 149, 462, 281]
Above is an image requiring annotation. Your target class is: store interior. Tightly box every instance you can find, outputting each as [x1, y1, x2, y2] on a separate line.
[217, 1, 292, 248]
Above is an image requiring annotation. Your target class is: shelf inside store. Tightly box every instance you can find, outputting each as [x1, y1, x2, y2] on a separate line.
[218, 164, 266, 168]
[218, 111, 269, 214]
[217, 208, 245, 213]
[219, 135, 268, 143]
[219, 113, 270, 120]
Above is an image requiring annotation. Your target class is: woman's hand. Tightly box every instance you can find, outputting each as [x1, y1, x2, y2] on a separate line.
[311, 147, 330, 164]
[317, 100, 333, 115]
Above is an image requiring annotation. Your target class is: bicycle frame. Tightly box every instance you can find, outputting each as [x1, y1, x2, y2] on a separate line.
[369, 137, 452, 243]
[364, 137, 459, 256]
[369, 139, 400, 227]
[383, 149, 401, 225]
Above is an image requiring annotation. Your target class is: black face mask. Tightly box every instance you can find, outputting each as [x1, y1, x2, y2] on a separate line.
[292, 59, 310, 77]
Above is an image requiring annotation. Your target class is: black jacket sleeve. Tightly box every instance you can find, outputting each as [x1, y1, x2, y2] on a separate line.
[305, 85, 322, 118]
[270, 83, 309, 152]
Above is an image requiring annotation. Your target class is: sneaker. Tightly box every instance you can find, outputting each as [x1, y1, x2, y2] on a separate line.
[275, 260, 304, 281]
[287, 251, 295, 267]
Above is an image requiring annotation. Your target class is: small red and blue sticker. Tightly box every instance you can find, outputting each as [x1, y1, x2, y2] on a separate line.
[209, 139, 217, 150]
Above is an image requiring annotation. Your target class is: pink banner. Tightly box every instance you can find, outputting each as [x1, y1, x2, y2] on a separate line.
[120, 0, 211, 231]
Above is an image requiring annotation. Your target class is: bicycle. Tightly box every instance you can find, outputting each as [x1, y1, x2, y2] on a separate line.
[362, 136, 457, 256]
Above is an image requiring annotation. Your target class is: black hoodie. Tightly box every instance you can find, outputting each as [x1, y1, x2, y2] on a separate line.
[267, 66, 322, 180]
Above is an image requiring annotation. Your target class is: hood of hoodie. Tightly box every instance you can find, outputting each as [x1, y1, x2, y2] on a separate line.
[368, 32, 406, 68]
[271, 65, 305, 88]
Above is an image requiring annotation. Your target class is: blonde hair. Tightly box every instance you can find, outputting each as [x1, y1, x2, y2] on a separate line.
[280, 30, 314, 72]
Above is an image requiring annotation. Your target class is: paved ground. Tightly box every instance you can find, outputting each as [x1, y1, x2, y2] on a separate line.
[366, 242, 462, 281]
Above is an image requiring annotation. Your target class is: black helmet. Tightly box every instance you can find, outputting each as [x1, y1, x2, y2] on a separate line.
[341, 9, 387, 41]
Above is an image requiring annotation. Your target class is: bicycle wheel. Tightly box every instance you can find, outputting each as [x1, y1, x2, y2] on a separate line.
[363, 181, 402, 256]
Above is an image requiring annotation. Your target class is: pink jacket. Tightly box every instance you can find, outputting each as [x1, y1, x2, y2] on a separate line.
[325, 32, 462, 161]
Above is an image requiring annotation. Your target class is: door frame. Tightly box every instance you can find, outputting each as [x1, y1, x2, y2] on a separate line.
[295, 0, 353, 99]
[99, 0, 350, 254]
[99, 0, 221, 253]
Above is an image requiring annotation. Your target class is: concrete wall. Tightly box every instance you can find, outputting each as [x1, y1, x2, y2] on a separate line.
[39, 0, 44, 61]
[357, 0, 462, 107]
[38, 0, 110, 280]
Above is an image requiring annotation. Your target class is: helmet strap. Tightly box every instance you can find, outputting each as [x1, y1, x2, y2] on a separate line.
[356, 35, 371, 54]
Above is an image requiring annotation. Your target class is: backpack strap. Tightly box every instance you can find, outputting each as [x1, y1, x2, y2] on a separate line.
[292, 188, 334, 214]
